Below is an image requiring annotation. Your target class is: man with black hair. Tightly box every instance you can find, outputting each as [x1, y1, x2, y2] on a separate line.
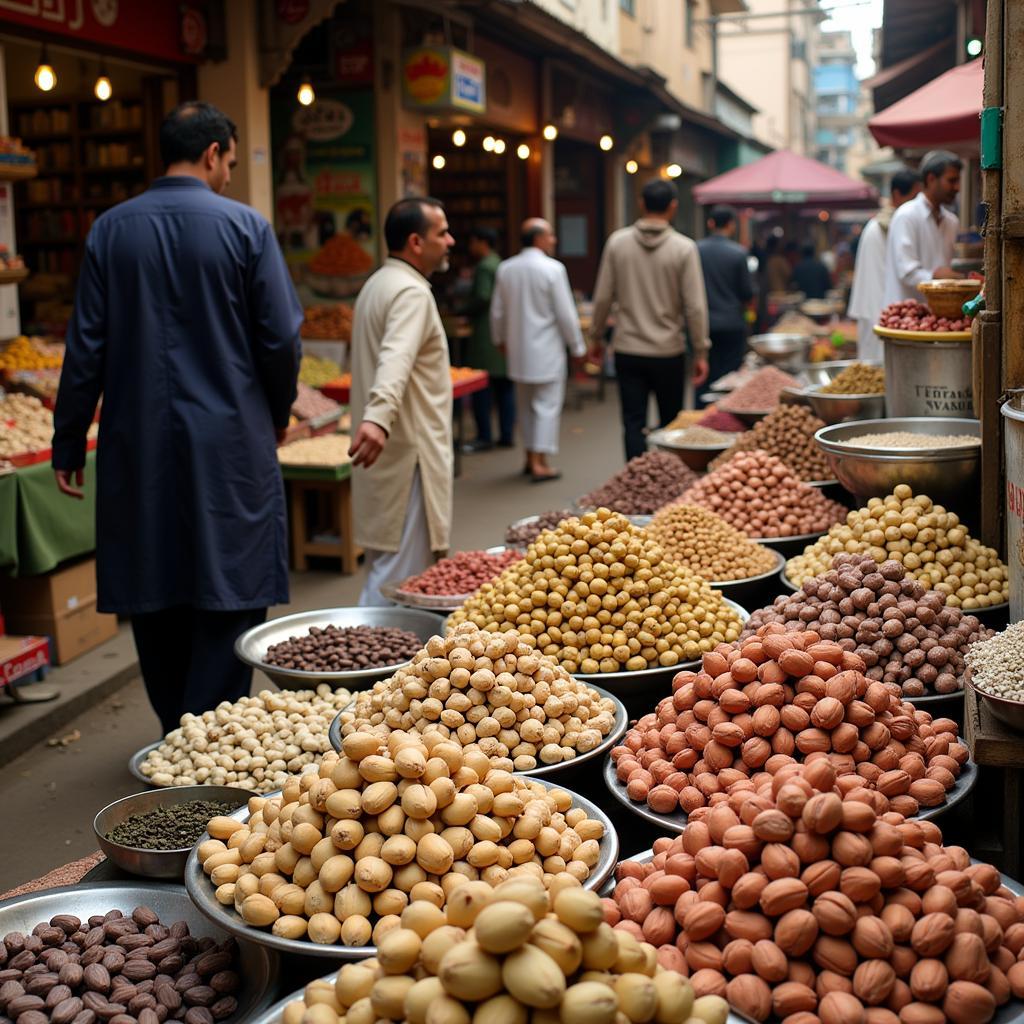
[52, 101, 302, 733]
[883, 150, 963, 305]
[349, 197, 455, 605]
[848, 169, 921, 360]
[791, 243, 832, 300]
[697, 205, 753, 395]
[590, 179, 710, 461]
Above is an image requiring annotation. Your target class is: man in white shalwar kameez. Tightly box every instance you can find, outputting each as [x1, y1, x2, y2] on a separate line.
[490, 219, 586, 483]
[847, 169, 920, 362]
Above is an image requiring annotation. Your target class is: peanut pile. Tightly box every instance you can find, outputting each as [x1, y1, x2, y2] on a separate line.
[341, 625, 618, 771]
[610, 626, 966, 818]
[196, 732, 607, 948]
[785, 486, 1009, 609]
[602, 758, 1022, 1024]
[819, 363, 886, 395]
[448, 509, 744, 674]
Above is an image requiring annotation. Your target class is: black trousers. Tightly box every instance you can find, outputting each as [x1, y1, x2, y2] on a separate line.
[131, 606, 267, 734]
[614, 351, 686, 461]
[471, 376, 516, 445]
[701, 326, 749, 407]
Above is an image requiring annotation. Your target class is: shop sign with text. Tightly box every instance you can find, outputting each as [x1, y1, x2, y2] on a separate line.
[402, 46, 485, 114]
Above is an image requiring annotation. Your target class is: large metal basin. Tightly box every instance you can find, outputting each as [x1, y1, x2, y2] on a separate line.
[748, 333, 811, 370]
[805, 387, 886, 426]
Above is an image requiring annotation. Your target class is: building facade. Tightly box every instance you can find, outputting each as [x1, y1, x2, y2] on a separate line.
[814, 30, 860, 172]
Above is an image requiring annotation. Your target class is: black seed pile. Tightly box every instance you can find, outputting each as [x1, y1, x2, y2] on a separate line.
[263, 623, 422, 672]
[105, 801, 240, 851]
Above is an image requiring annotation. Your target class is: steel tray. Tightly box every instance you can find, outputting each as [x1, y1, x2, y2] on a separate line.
[751, 528, 830, 558]
[0, 882, 278, 1021]
[709, 549, 787, 605]
[128, 740, 163, 787]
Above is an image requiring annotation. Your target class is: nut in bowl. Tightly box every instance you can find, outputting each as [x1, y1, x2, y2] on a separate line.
[918, 277, 982, 319]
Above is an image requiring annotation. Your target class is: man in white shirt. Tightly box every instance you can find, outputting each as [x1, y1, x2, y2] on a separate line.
[491, 218, 586, 482]
[847, 169, 921, 361]
[883, 150, 962, 306]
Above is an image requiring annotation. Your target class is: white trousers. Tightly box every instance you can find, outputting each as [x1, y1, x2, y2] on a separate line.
[517, 378, 565, 455]
[358, 466, 433, 607]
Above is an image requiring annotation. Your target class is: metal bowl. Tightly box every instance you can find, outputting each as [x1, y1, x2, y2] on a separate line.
[94, 785, 255, 880]
[710, 549, 787, 605]
[814, 418, 981, 505]
[0, 882, 277, 1021]
[751, 529, 830, 558]
[128, 740, 163, 787]
[330, 682, 629, 780]
[234, 606, 445, 689]
[805, 387, 886, 426]
[184, 777, 619, 960]
[967, 672, 1024, 732]
[799, 360, 882, 390]
[647, 427, 739, 472]
[748, 333, 812, 370]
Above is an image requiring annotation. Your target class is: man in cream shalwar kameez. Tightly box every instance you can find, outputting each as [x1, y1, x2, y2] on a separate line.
[349, 198, 455, 605]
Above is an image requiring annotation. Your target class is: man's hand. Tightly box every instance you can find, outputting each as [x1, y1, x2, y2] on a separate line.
[54, 468, 85, 499]
[932, 266, 963, 280]
[349, 420, 388, 468]
[276, 426, 289, 445]
[692, 357, 710, 387]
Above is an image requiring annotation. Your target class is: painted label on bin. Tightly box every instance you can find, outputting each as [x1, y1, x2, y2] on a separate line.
[913, 383, 973, 414]
[1009, 482, 1024, 568]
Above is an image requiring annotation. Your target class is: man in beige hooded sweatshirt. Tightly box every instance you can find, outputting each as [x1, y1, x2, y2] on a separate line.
[591, 179, 710, 460]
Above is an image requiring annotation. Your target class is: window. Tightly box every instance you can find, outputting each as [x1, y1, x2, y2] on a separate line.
[620, 0, 635, 14]
[685, 0, 696, 49]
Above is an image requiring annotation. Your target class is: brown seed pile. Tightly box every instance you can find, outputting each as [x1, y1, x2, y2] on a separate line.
[581, 452, 698, 516]
[610, 626, 966, 818]
[718, 366, 800, 413]
[505, 510, 575, 549]
[447, 508, 744, 674]
[743, 554, 992, 697]
[0, 906, 240, 1024]
[264, 624, 423, 672]
[709, 404, 832, 482]
[820, 363, 886, 395]
[647, 504, 778, 582]
[676, 451, 848, 539]
[602, 757, 1022, 1024]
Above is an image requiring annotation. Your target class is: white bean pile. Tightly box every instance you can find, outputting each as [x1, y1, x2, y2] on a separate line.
[966, 621, 1024, 700]
[838, 432, 980, 449]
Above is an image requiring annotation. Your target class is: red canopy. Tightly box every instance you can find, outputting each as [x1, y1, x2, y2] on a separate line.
[692, 150, 877, 208]
[868, 58, 982, 149]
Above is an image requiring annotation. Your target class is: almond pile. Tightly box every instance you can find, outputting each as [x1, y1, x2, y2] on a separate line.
[610, 626, 967, 818]
[603, 759, 1024, 1024]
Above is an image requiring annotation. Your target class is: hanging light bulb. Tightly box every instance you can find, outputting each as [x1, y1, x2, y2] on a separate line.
[452, 128, 466, 147]
[599, 134, 614, 151]
[297, 78, 315, 106]
[34, 45, 56, 92]
[432, 154, 446, 170]
[666, 163, 682, 178]
[482, 136, 495, 152]
[94, 64, 112, 102]
[493, 138, 506, 155]
[542, 124, 558, 141]
[516, 143, 530, 160]
[625, 159, 639, 175]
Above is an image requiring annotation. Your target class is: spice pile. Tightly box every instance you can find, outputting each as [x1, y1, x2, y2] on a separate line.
[647, 504, 778, 582]
[602, 758, 1020, 1024]
[836, 431, 979, 450]
[505, 509, 574, 548]
[611, 626, 968, 818]
[195, 734, 607, 947]
[104, 799, 241, 851]
[717, 366, 800, 413]
[819, 362, 885, 394]
[278, 880, 724, 1024]
[291, 382, 341, 421]
[264, 624, 423, 673]
[581, 451, 698, 515]
[745, 554, 992, 696]
[300, 303, 353, 341]
[448, 508, 744, 673]
[309, 234, 374, 276]
[0, 334, 62, 371]
[696, 409, 748, 433]
[676, 451, 848, 539]
[966, 622, 1024, 701]
[341, 624, 619, 771]
[709, 404, 832, 482]
[399, 550, 521, 597]
[277, 433, 352, 467]
[878, 299, 971, 333]
[785, 485, 1009, 609]
[138, 686, 354, 792]
[299, 353, 343, 387]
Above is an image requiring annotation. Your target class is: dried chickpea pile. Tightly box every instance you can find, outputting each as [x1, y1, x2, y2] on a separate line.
[786, 485, 1009, 609]
[676, 451, 848, 539]
[602, 759, 1024, 1024]
[341, 625, 618, 771]
[196, 732, 608, 948]
[610, 625, 967, 818]
[648, 504, 778, 582]
[744, 554, 992, 697]
[581, 451, 698, 516]
[280, 879, 729, 1024]
[819, 362, 886, 395]
[708, 404, 832, 482]
[138, 686, 354, 792]
[448, 508, 744, 674]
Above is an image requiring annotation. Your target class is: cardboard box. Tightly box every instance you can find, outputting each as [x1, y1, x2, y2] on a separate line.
[0, 559, 117, 665]
[0, 635, 50, 686]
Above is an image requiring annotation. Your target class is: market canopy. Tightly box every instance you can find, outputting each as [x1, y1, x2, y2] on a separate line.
[868, 58, 982, 149]
[692, 150, 878, 208]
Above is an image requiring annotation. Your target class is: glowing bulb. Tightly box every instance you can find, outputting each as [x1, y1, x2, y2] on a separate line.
[625, 159, 639, 175]
[493, 139, 506, 155]
[94, 75, 112, 102]
[35, 62, 56, 92]
[543, 124, 558, 141]
[818, 210, 830, 222]
[452, 129, 466, 147]
[599, 134, 614, 151]
[297, 80, 315, 106]
[666, 163, 682, 178]
[966, 37, 983, 57]
[516, 143, 530, 160]
[483, 136, 495, 152]
[432, 154, 446, 170]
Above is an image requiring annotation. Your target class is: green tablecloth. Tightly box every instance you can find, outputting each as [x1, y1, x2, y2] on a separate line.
[0, 451, 98, 576]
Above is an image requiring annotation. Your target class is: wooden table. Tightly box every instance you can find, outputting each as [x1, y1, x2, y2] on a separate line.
[280, 461, 358, 574]
[964, 682, 1024, 875]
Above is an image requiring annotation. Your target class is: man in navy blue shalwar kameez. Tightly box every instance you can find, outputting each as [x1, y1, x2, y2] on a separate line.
[52, 102, 302, 734]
